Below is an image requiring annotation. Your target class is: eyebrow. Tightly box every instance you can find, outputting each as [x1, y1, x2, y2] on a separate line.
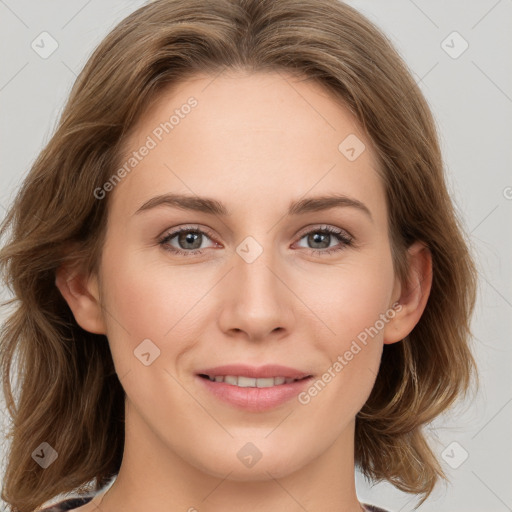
[133, 193, 373, 221]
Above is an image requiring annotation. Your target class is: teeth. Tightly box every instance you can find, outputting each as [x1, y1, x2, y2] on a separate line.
[256, 377, 276, 387]
[237, 376, 256, 387]
[224, 375, 238, 385]
[205, 375, 302, 387]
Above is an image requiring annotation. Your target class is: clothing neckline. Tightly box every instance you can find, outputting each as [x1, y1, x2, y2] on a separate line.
[40, 495, 391, 512]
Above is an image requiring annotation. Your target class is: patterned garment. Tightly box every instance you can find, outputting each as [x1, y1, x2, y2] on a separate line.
[38, 496, 94, 512]
[38, 495, 391, 512]
[363, 506, 391, 512]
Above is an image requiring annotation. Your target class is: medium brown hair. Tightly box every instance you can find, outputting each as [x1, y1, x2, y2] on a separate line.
[0, 1, 478, 510]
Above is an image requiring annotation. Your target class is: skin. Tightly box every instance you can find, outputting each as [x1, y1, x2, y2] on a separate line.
[56, 70, 432, 512]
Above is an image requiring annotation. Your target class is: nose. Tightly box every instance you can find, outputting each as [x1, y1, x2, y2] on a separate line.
[217, 244, 296, 342]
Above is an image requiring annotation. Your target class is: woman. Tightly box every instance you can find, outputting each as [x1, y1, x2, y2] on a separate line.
[0, 1, 478, 511]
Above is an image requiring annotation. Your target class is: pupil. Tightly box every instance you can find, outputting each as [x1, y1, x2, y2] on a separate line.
[179, 231, 201, 249]
[310, 232, 329, 249]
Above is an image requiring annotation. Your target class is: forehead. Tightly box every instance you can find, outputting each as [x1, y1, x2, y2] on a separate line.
[109, 70, 386, 223]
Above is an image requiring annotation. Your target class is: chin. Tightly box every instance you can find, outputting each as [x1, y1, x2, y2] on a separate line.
[187, 441, 310, 481]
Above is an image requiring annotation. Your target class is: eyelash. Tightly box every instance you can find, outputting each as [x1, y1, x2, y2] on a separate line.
[158, 225, 354, 257]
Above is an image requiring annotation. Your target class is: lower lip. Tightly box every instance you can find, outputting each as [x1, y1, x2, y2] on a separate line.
[196, 375, 313, 412]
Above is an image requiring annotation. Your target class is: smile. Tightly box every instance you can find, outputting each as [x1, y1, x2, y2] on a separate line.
[198, 374, 308, 387]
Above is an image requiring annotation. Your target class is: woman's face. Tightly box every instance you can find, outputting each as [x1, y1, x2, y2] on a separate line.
[90, 71, 402, 480]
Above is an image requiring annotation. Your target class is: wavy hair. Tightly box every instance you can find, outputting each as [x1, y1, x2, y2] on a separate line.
[0, 0, 478, 510]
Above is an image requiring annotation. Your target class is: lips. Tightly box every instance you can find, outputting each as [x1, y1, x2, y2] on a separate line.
[196, 364, 312, 380]
[198, 375, 305, 387]
[195, 364, 314, 412]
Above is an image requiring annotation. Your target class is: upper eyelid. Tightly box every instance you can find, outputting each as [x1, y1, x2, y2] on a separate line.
[295, 224, 352, 239]
[161, 225, 217, 242]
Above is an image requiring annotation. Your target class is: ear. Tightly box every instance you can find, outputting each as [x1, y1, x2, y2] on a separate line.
[55, 263, 107, 335]
[383, 241, 432, 345]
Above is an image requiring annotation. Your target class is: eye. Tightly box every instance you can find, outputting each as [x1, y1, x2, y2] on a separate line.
[158, 225, 218, 257]
[294, 225, 353, 256]
[158, 224, 354, 257]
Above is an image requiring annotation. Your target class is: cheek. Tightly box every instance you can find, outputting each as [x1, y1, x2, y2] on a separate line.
[313, 254, 395, 407]
[294, 249, 395, 411]
[99, 246, 210, 363]
[299, 251, 395, 346]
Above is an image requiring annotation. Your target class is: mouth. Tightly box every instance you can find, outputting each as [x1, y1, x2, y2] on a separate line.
[197, 374, 311, 387]
[195, 364, 314, 412]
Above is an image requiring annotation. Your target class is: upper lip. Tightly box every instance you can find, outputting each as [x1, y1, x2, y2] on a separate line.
[196, 364, 312, 380]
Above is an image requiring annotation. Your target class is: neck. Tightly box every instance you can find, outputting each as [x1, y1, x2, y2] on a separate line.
[94, 400, 364, 512]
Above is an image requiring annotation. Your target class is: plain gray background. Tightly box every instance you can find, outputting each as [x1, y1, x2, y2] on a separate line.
[0, 1, 511, 511]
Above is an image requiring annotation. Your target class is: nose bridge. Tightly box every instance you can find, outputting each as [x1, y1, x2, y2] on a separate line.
[234, 236, 283, 307]
[233, 239, 277, 296]
[218, 234, 293, 339]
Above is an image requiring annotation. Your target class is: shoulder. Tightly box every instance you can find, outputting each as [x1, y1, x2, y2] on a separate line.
[37, 496, 95, 512]
[362, 504, 393, 512]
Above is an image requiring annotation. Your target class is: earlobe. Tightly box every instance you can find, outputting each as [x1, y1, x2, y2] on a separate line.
[55, 264, 107, 335]
[383, 241, 432, 345]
